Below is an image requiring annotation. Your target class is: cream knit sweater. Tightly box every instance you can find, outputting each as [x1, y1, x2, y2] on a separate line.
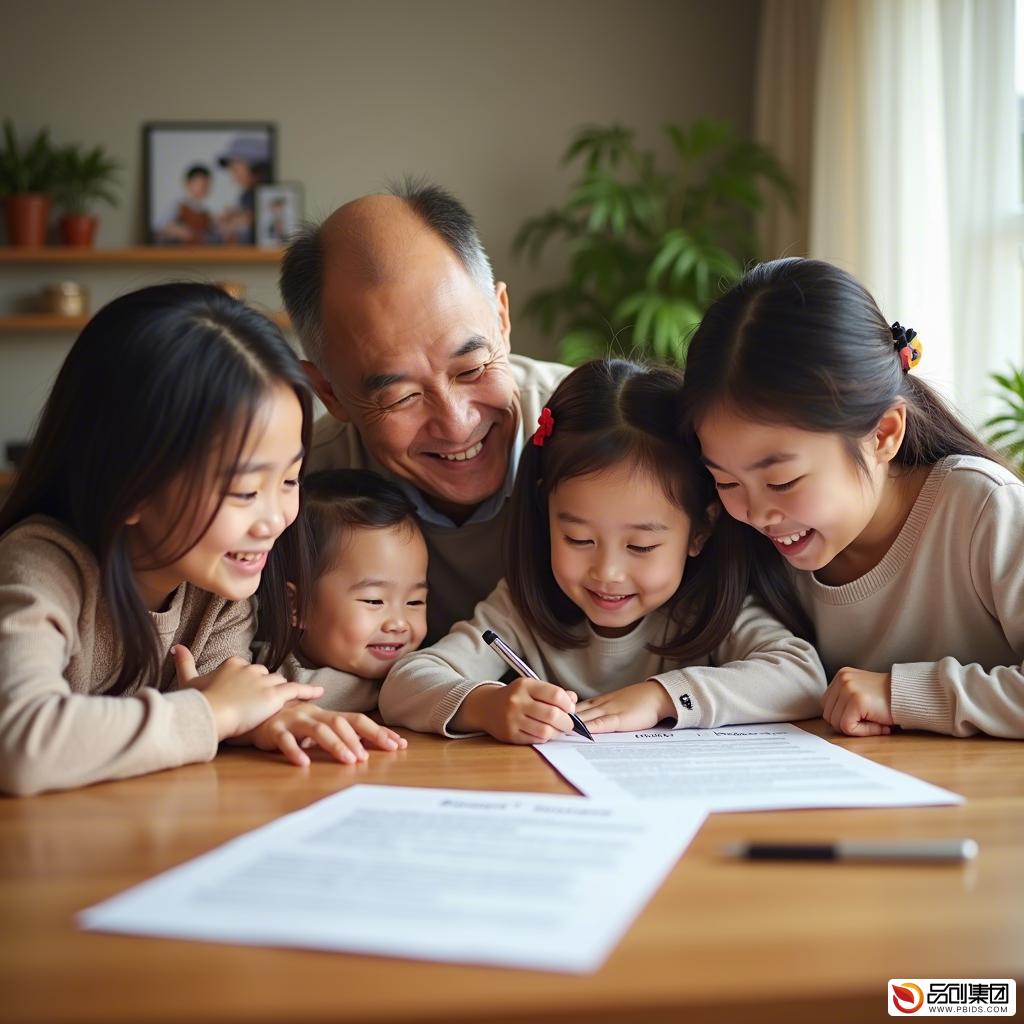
[0, 517, 250, 795]
[795, 455, 1024, 738]
[379, 579, 826, 736]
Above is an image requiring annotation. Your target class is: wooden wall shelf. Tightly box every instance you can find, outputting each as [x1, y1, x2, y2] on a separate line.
[0, 311, 291, 332]
[0, 246, 284, 264]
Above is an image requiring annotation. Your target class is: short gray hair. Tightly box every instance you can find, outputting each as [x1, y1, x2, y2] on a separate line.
[280, 179, 496, 370]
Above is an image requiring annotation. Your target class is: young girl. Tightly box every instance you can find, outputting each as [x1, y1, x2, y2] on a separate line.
[680, 257, 1024, 740]
[255, 468, 427, 719]
[0, 284, 398, 796]
[378, 359, 826, 742]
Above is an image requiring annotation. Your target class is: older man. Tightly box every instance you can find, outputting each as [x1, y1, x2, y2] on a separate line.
[280, 182, 570, 640]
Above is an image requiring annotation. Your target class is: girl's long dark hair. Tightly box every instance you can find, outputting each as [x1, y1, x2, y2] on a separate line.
[679, 257, 1008, 637]
[0, 283, 312, 693]
[505, 358, 748, 661]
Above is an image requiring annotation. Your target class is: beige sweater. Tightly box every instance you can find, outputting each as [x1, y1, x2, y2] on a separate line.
[379, 579, 826, 736]
[794, 455, 1024, 738]
[307, 354, 571, 642]
[0, 518, 251, 796]
[252, 645, 381, 713]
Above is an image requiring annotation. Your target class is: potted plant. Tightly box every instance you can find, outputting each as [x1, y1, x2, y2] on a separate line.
[0, 120, 58, 247]
[513, 119, 795, 364]
[985, 367, 1024, 475]
[52, 142, 120, 247]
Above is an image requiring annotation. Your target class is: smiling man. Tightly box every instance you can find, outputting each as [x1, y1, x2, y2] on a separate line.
[280, 183, 569, 640]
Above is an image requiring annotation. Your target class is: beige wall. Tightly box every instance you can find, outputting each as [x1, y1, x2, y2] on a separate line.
[0, 0, 759, 450]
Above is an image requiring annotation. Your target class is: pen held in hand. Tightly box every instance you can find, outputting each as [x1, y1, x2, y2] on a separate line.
[481, 629, 595, 741]
[723, 838, 978, 863]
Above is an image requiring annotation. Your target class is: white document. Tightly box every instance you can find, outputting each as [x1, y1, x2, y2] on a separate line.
[79, 784, 706, 974]
[536, 723, 962, 812]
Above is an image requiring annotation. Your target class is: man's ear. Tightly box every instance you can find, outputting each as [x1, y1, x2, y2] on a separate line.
[873, 403, 907, 466]
[494, 281, 512, 353]
[301, 360, 349, 422]
[688, 502, 720, 558]
[286, 581, 301, 629]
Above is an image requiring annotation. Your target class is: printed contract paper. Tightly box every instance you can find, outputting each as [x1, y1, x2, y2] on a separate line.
[80, 784, 706, 973]
[536, 723, 962, 811]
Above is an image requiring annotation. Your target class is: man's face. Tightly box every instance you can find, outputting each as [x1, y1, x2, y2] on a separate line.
[314, 244, 518, 521]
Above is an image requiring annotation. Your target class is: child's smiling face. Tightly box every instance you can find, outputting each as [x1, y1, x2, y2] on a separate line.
[695, 403, 896, 576]
[299, 523, 428, 678]
[547, 461, 701, 638]
[129, 384, 304, 610]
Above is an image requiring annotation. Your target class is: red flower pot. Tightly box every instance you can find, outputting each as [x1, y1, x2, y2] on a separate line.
[59, 214, 97, 247]
[3, 193, 51, 247]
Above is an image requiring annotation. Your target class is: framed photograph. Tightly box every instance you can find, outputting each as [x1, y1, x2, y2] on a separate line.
[254, 182, 303, 248]
[143, 121, 276, 245]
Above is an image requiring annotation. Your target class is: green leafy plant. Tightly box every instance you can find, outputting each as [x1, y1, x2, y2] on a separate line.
[513, 119, 795, 365]
[0, 119, 58, 196]
[984, 367, 1024, 473]
[52, 143, 120, 215]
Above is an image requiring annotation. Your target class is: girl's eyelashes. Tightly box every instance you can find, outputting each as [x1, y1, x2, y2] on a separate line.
[563, 535, 659, 554]
[768, 477, 803, 492]
[713, 480, 738, 491]
[228, 491, 258, 502]
[407, 599, 426, 607]
[357, 598, 384, 606]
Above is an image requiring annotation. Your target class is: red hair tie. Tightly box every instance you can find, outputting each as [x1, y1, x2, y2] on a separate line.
[532, 407, 555, 447]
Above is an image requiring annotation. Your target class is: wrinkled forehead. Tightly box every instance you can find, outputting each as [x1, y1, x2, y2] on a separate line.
[321, 249, 496, 378]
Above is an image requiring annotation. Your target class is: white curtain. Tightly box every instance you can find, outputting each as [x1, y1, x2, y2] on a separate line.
[806, 0, 1021, 423]
[754, 0, 823, 258]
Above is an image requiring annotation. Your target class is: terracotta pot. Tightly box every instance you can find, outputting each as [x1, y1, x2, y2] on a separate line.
[2, 193, 51, 247]
[59, 214, 97, 247]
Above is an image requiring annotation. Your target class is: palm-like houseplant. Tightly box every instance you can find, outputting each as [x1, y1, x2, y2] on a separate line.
[513, 120, 794, 365]
[52, 143, 120, 247]
[0, 120, 58, 246]
[985, 367, 1024, 475]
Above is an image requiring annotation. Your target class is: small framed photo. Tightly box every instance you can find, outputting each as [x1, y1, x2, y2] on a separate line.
[254, 182, 303, 248]
[143, 121, 276, 245]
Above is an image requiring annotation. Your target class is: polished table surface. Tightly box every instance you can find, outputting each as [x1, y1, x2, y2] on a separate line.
[1, 720, 1022, 1024]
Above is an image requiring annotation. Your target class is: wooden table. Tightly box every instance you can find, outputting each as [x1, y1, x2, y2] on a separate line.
[1, 721, 1021, 1024]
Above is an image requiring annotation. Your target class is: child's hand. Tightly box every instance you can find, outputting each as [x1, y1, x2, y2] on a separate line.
[172, 645, 324, 741]
[245, 705, 408, 767]
[822, 667, 894, 736]
[455, 679, 579, 744]
[576, 680, 675, 733]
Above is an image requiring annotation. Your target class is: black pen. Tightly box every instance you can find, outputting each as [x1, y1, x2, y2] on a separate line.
[481, 629, 595, 741]
[723, 839, 979, 863]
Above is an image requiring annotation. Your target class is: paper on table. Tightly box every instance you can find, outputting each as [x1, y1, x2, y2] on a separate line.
[536, 723, 962, 812]
[79, 784, 706, 974]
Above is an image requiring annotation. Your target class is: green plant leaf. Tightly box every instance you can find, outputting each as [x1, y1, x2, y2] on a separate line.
[559, 328, 610, 365]
[512, 117, 796, 362]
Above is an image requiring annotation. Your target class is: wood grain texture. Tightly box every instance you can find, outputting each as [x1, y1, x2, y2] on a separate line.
[1, 720, 1020, 1024]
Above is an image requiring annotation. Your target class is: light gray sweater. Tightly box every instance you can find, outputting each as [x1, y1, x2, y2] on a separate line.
[794, 455, 1024, 738]
[379, 579, 826, 736]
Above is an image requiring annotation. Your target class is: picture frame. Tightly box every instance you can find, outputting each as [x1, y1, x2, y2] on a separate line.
[254, 182, 304, 248]
[143, 121, 276, 245]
